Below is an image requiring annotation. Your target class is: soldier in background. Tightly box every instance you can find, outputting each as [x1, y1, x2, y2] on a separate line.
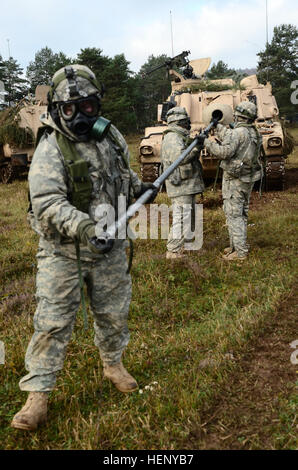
[11, 64, 156, 431]
[200, 101, 263, 261]
[161, 107, 205, 259]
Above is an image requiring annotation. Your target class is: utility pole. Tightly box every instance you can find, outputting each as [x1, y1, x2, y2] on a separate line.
[170, 11, 174, 57]
[7, 39, 11, 58]
[265, 0, 269, 81]
[6, 39, 12, 106]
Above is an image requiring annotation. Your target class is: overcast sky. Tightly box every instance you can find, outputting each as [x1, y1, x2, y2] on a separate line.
[0, 0, 297, 74]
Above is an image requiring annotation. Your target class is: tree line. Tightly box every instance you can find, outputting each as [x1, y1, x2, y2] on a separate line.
[0, 23, 297, 134]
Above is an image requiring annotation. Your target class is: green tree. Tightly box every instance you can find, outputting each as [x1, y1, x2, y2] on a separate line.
[77, 48, 137, 134]
[136, 54, 172, 129]
[257, 24, 298, 118]
[76, 47, 110, 82]
[205, 60, 236, 79]
[101, 54, 137, 133]
[1, 57, 28, 105]
[26, 47, 72, 92]
[0, 55, 7, 109]
[0, 54, 5, 82]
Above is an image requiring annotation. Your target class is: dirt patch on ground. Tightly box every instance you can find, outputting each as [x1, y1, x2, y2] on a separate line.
[285, 168, 298, 191]
[185, 289, 297, 450]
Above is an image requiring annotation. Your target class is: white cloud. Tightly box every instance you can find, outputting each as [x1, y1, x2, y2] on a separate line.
[0, 0, 297, 73]
[125, 0, 298, 72]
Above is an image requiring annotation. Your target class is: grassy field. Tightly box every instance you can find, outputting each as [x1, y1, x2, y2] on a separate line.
[0, 129, 297, 450]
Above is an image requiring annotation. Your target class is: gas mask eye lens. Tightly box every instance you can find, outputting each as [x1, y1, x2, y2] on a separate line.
[79, 97, 99, 117]
[61, 102, 76, 120]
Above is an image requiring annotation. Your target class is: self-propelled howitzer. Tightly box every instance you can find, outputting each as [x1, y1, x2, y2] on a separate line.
[139, 54, 292, 190]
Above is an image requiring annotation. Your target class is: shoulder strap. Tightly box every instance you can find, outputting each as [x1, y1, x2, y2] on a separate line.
[107, 128, 130, 169]
[55, 131, 93, 213]
[163, 127, 191, 146]
[35, 125, 53, 148]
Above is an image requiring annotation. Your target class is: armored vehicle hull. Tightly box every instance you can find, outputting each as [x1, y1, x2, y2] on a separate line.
[0, 85, 49, 183]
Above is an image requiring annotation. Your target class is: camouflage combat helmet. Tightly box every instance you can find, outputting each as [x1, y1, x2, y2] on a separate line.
[48, 64, 102, 103]
[235, 101, 257, 121]
[166, 106, 189, 124]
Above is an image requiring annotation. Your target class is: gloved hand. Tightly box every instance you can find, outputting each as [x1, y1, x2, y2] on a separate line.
[77, 218, 114, 255]
[135, 182, 158, 204]
[196, 133, 207, 147]
[76, 219, 101, 254]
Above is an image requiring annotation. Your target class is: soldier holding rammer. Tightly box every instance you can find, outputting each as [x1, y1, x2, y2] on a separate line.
[161, 107, 205, 259]
[200, 101, 263, 260]
[11, 64, 156, 431]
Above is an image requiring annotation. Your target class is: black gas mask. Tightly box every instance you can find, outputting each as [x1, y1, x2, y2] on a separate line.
[58, 95, 101, 141]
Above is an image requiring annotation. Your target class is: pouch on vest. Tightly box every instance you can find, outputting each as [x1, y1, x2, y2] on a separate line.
[223, 159, 244, 178]
[55, 132, 93, 214]
[179, 163, 193, 180]
[67, 159, 92, 213]
[168, 167, 181, 186]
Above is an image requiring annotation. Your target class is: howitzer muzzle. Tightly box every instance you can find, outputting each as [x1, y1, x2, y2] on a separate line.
[202, 103, 233, 127]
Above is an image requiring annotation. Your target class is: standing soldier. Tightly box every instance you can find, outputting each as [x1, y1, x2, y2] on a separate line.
[11, 64, 156, 431]
[161, 107, 205, 259]
[201, 101, 263, 261]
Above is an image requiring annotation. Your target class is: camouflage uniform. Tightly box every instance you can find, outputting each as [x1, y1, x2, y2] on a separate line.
[161, 107, 204, 254]
[204, 109, 262, 257]
[19, 69, 143, 393]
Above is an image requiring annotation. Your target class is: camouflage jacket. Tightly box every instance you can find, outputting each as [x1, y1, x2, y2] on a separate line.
[205, 123, 263, 183]
[28, 114, 142, 260]
[161, 124, 205, 198]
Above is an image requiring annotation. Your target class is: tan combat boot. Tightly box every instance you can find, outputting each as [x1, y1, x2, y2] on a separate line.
[11, 392, 48, 431]
[166, 251, 186, 260]
[223, 246, 234, 255]
[222, 251, 247, 261]
[103, 362, 138, 393]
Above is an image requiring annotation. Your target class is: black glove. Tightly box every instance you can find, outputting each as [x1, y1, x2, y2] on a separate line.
[76, 219, 114, 254]
[135, 182, 158, 204]
[196, 133, 207, 146]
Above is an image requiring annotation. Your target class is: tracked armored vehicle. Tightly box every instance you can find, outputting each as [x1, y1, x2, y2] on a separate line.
[139, 52, 292, 190]
[0, 85, 49, 183]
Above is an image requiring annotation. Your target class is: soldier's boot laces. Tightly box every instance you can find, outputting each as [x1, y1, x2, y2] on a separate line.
[222, 251, 247, 261]
[223, 246, 234, 255]
[103, 362, 138, 393]
[11, 392, 48, 431]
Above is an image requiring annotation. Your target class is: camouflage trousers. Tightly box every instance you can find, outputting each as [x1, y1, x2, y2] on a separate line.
[19, 242, 131, 392]
[167, 194, 196, 253]
[222, 174, 254, 257]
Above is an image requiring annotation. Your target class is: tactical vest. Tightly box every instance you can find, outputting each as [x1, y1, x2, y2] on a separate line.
[220, 123, 263, 181]
[32, 126, 131, 216]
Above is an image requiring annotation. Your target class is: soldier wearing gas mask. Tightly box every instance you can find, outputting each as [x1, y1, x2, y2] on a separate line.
[11, 64, 156, 431]
[161, 107, 205, 259]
